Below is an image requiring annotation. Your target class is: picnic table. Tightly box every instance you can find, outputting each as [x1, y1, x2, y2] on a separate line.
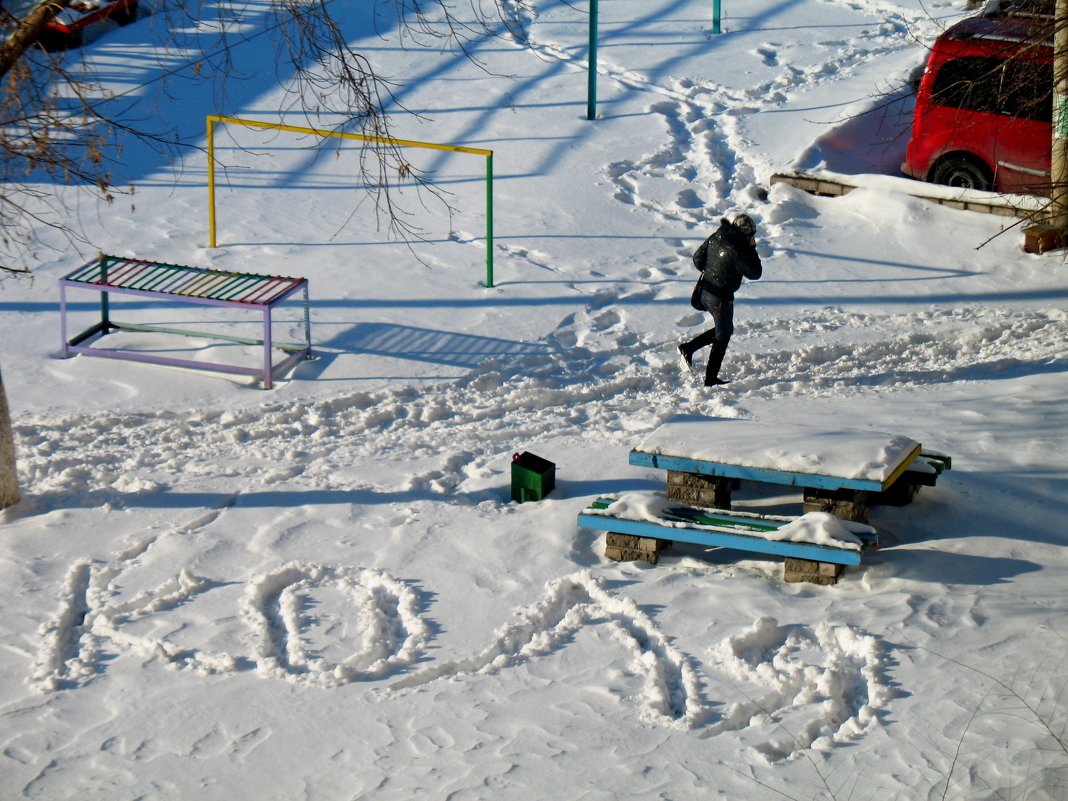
[629, 415, 949, 522]
[576, 415, 950, 584]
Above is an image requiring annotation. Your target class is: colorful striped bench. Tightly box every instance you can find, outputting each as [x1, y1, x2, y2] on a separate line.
[59, 254, 312, 389]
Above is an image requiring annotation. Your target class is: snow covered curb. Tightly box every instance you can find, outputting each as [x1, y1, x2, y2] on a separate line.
[772, 168, 1048, 217]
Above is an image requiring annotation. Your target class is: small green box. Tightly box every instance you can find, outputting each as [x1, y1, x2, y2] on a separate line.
[511, 451, 555, 503]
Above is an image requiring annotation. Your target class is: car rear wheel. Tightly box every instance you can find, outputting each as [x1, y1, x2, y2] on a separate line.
[930, 155, 994, 192]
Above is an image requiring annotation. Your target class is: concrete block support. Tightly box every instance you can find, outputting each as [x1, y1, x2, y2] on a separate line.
[666, 471, 733, 509]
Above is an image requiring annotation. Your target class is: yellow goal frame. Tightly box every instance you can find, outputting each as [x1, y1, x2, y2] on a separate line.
[206, 115, 496, 287]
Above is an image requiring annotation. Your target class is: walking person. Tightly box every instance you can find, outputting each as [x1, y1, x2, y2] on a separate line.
[679, 214, 762, 386]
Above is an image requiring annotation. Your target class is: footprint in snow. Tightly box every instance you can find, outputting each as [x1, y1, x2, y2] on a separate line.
[756, 45, 779, 66]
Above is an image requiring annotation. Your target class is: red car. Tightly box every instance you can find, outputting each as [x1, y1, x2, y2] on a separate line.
[38, 0, 139, 51]
[901, 9, 1052, 194]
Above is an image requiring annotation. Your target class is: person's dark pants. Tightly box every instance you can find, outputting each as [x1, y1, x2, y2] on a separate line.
[681, 291, 733, 383]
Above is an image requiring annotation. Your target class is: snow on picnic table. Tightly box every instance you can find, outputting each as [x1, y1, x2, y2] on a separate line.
[635, 414, 921, 484]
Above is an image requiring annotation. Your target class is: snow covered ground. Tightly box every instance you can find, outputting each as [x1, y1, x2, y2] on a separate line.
[2, 1, 1067, 799]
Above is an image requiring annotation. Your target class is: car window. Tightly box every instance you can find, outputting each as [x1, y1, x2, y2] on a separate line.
[931, 56, 1006, 115]
[999, 59, 1052, 121]
[931, 54, 1051, 121]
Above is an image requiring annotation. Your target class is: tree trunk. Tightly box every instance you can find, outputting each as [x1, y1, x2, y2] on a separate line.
[1053, 0, 1068, 230]
[0, 369, 20, 510]
[0, 1, 69, 81]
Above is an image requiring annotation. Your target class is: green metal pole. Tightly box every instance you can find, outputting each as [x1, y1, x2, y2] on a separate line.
[712, 0, 721, 34]
[207, 117, 217, 248]
[587, 0, 598, 120]
[100, 253, 110, 329]
[486, 151, 494, 288]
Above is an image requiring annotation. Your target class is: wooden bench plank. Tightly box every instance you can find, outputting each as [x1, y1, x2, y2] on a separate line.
[578, 495, 875, 566]
[64, 256, 307, 306]
[903, 456, 943, 488]
[59, 254, 313, 389]
[629, 449, 920, 493]
[869, 450, 953, 506]
[920, 450, 952, 472]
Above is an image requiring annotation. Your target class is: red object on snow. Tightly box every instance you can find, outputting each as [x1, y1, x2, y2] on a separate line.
[38, 0, 140, 51]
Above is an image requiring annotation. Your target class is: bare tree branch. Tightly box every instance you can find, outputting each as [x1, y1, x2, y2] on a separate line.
[0, 0, 524, 275]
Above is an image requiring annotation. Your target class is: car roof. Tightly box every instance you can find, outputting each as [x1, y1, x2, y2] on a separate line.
[944, 13, 1053, 48]
[981, 0, 1053, 17]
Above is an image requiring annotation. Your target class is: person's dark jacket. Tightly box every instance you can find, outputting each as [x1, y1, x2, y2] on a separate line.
[692, 218, 762, 300]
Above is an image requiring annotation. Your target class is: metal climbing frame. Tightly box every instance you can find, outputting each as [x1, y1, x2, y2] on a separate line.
[59, 254, 312, 389]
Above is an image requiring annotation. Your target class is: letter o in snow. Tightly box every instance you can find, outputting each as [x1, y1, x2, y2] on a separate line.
[242, 562, 430, 687]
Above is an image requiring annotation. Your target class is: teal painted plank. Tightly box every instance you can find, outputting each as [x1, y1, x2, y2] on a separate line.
[66, 262, 103, 283]
[577, 512, 861, 565]
[629, 449, 885, 492]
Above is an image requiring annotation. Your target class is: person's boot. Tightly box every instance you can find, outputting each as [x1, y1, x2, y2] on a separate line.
[677, 342, 694, 373]
[679, 328, 718, 376]
[704, 340, 729, 386]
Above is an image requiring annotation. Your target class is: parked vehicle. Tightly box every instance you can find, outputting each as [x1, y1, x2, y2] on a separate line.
[37, 0, 140, 52]
[901, 8, 1052, 194]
